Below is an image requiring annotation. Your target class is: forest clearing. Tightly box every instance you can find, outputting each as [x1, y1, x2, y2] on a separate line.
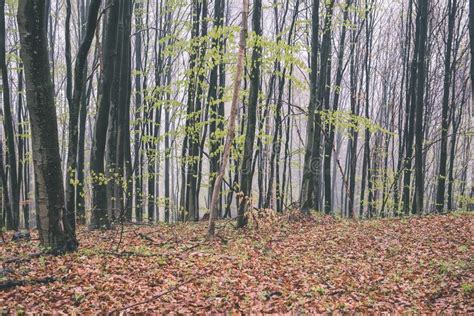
[1, 213, 473, 313]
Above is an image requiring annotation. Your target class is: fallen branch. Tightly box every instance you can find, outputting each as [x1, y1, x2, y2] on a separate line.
[0, 276, 62, 290]
[137, 232, 156, 243]
[2, 252, 42, 265]
[101, 250, 162, 258]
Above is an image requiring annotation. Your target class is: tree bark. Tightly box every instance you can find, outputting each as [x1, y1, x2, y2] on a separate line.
[299, 0, 320, 212]
[65, 0, 101, 230]
[237, 0, 262, 227]
[90, 0, 120, 229]
[414, 0, 429, 214]
[435, 0, 457, 213]
[17, 0, 78, 251]
[0, 0, 19, 231]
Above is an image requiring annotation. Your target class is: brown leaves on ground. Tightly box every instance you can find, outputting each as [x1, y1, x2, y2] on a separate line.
[0, 213, 473, 313]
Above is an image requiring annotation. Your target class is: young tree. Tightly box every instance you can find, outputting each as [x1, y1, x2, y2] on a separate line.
[208, 0, 249, 238]
[17, 0, 78, 252]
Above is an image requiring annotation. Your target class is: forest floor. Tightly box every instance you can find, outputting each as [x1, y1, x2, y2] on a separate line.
[0, 212, 473, 313]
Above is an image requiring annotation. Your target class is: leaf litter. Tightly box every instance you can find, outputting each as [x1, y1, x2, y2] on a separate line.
[0, 213, 472, 313]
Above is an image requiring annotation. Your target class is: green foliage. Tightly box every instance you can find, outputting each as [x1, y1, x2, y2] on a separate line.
[319, 110, 394, 137]
[461, 283, 473, 295]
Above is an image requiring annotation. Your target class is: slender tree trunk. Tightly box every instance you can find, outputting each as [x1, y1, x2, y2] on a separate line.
[164, 61, 172, 222]
[265, 0, 299, 211]
[17, 65, 29, 229]
[208, 0, 248, 238]
[0, 0, 19, 231]
[280, 64, 294, 213]
[299, 0, 320, 212]
[208, 0, 225, 212]
[402, 0, 420, 215]
[323, 0, 351, 215]
[65, 0, 101, 230]
[0, 139, 11, 229]
[118, 1, 132, 221]
[413, 0, 428, 214]
[133, 0, 144, 222]
[90, 0, 120, 229]
[237, 0, 262, 227]
[180, 0, 202, 221]
[310, 0, 335, 212]
[468, 0, 473, 209]
[347, 25, 360, 218]
[435, 0, 457, 213]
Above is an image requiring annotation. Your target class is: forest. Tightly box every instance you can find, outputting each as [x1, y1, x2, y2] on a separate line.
[0, 0, 473, 312]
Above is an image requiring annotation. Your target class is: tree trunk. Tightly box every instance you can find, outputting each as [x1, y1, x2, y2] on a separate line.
[0, 139, 11, 229]
[435, 0, 456, 213]
[17, 0, 78, 252]
[311, 0, 334, 212]
[237, 0, 262, 227]
[208, 0, 225, 214]
[323, 0, 351, 214]
[402, 0, 420, 215]
[133, 0, 144, 222]
[65, 0, 101, 230]
[413, 0, 428, 214]
[265, 0, 299, 211]
[90, 0, 120, 229]
[0, 0, 19, 231]
[299, 0, 320, 212]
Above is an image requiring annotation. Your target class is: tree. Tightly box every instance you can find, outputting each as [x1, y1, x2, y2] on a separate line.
[471, 0, 474, 103]
[0, 0, 19, 231]
[208, 0, 249, 238]
[299, 0, 320, 213]
[413, 0, 429, 214]
[435, 0, 457, 212]
[17, 0, 77, 252]
[402, 0, 421, 215]
[65, 0, 102, 231]
[237, 0, 262, 227]
[90, 0, 120, 229]
[207, 0, 226, 216]
[264, 0, 300, 212]
[323, 0, 353, 216]
[469, 0, 474, 210]
[311, 0, 335, 212]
